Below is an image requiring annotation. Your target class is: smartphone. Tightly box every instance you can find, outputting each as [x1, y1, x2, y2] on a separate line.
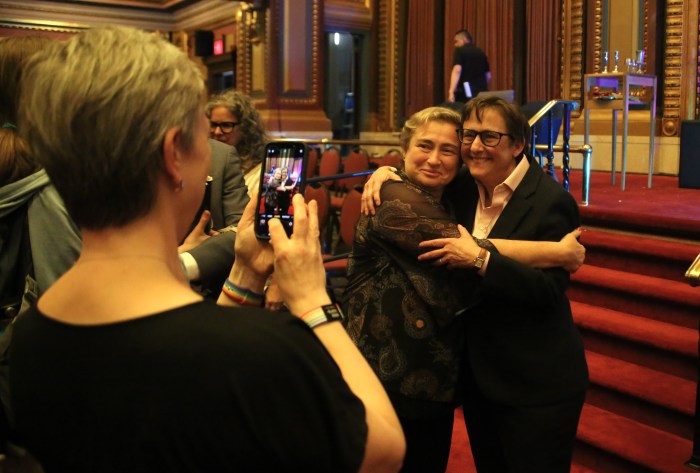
[254, 141, 307, 239]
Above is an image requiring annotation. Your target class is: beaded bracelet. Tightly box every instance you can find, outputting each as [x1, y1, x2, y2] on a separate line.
[222, 279, 264, 306]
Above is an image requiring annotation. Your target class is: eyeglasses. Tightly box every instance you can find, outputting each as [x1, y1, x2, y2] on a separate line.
[457, 128, 512, 147]
[210, 121, 239, 134]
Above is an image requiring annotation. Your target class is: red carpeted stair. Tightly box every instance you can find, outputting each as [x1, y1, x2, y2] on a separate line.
[569, 228, 700, 473]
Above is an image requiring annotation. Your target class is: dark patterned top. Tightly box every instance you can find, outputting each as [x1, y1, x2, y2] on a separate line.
[343, 171, 486, 418]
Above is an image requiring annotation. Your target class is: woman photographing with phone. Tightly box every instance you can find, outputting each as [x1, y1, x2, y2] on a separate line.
[9, 26, 404, 472]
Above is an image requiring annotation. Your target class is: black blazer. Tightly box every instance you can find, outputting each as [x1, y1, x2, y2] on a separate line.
[446, 156, 589, 406]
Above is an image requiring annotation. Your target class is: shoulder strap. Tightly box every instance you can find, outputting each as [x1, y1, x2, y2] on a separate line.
[0, 202, 33, 322]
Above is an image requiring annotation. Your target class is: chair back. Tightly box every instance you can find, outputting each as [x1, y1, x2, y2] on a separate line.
[318, 147, 341, 189]
[337, 148, 370, 192]
[306, 146, 319, 179]
[380, 148, 403, 169]
[338, 186, 363, 248]
[303, 181, 331, 251]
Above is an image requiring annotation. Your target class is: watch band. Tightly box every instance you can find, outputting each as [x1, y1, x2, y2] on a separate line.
[472, 247, 488, 270]
[300, 304, 344, 329]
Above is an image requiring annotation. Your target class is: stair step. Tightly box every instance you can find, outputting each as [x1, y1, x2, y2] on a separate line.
[569, 265, 700, 328]
[580, 229, 700, 262]
[579, 230, 700, 283]
[586, 350, 695, 416]
[577, 404, 693, 473]
[572, 301, 698, 358]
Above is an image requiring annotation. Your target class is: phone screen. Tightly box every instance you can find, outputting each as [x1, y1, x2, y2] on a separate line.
[254, 142, 307, 239]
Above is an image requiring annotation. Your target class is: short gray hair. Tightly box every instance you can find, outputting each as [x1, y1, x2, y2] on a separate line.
[19, 26, 204, 229]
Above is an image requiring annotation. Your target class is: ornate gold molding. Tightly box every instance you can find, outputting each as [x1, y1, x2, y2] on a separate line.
[0, 20, 85, 33]
[560, 0, 585, 116]
[642, 0, 650, 67]
[662, 0, 684, 136]
[592, 0, 603, 73]
[697, 5, 700, 118]
[372, 0, 400, 132]
[275, 0, 320, 106]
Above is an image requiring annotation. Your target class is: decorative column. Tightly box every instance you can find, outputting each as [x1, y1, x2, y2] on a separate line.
[661, 0, 699, 136]
[238, 0, 330, 138]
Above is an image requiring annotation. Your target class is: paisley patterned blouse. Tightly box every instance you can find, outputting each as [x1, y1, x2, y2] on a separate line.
[343, 171, 488, 417]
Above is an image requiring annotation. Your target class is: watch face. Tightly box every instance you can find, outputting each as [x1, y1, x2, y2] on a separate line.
[473, 248, 487, 269]
[322, 304, 344, 321]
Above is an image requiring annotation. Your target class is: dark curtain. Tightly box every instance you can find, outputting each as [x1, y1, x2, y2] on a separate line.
[404, 0, 440, 116]
[525, 0, 561, 101]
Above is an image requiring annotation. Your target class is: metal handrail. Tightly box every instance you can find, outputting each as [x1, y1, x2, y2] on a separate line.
[686, 253, 700, 287]
[307, 170, 375, 184]
[527, 99, 593, 205]
[534, 143, 593, 205]
[276, 138, 401, 147]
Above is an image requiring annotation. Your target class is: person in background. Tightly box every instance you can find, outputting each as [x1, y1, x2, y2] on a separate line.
[447, 29, 490, 104]
[178, 139, 249, 297]
[202, 138, 249, 231]
[207, 89, 269, 198]
[349, 106, 584, 473]
[11, 25, 405, 473]
[0, 35, 80, 316]
[206, 89, 287, 310]
[275, 166, 298, 215]
[263, 167, 283, 215]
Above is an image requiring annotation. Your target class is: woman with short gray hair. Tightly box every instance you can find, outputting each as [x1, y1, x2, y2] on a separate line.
[11, 26, 405, 473]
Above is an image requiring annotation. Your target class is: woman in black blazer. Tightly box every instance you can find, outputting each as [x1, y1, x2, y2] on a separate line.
[419, 96, 588, 473]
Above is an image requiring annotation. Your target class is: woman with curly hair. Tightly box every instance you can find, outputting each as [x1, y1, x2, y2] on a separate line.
[206, 89, 269, 197]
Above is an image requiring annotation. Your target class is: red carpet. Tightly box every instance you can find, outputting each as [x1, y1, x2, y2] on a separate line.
[565, 170, 700, 240]
[446, 407, 476, 473]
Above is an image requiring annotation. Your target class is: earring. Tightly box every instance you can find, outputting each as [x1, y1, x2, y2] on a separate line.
[176, 179, 185, 191]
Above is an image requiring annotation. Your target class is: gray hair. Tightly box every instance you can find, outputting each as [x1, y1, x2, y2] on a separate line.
[399, 106, 462, 152]
[19, 26, 204, 229]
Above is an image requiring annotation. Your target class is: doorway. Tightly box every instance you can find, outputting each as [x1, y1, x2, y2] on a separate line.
[325, 32, 360, 141]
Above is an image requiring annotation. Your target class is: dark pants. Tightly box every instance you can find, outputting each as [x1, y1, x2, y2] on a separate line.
[461, 381, 585, 473]
[399, 412, 455, 473]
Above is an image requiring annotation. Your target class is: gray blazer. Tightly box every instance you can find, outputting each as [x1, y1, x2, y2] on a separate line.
[187, 141, 250, 295]
[207, 139, 249, 230]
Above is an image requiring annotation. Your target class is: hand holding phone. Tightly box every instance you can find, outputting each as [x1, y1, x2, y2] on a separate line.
[254, 142, 307, 239]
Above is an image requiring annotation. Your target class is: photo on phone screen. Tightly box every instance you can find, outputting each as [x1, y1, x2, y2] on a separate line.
[254, 142, 307, 239]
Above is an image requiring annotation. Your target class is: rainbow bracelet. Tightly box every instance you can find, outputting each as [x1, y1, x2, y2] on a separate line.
[222, 279, 264, 306]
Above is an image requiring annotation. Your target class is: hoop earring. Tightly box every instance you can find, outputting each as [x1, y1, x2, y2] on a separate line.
[177, 179, 185, 191]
